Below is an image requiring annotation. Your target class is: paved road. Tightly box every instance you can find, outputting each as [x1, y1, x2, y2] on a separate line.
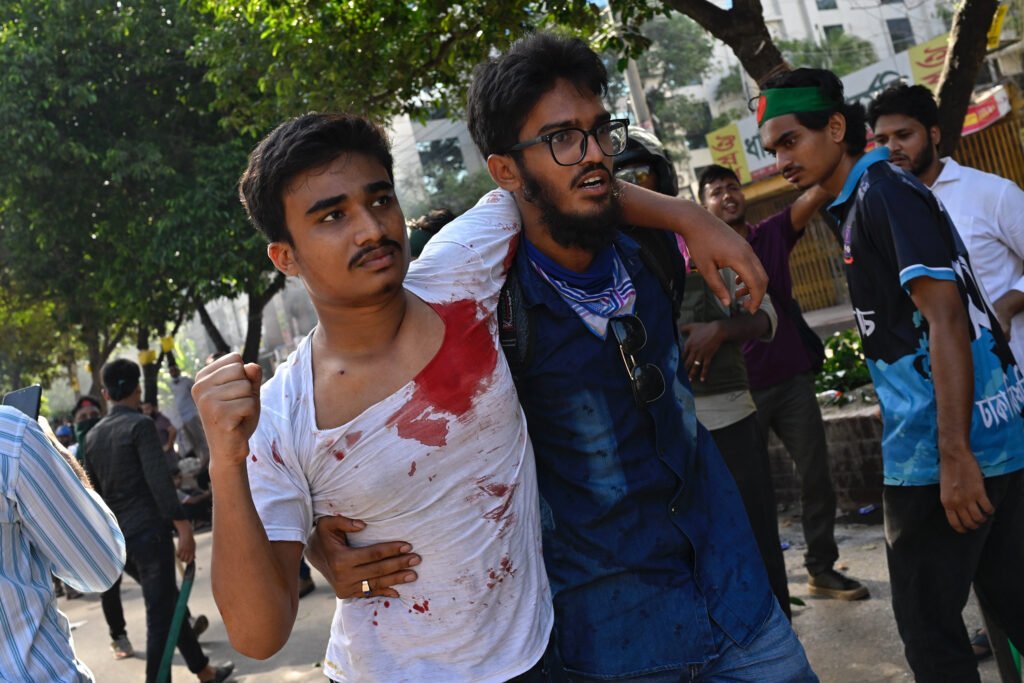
[63, 516, 1002, 682]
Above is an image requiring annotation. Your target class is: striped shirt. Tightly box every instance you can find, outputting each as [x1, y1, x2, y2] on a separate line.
[0, 406, 125, 682]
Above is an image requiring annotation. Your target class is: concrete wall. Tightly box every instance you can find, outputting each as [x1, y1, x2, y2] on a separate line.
[767, 403, 884, 511]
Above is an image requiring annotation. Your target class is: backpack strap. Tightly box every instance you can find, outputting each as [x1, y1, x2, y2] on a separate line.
[622, 227, 686, 322]
[498, 265, 533, 381]
[498, 229, 685, 379]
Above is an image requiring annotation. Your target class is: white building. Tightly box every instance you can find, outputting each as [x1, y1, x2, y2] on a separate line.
[681, 0, 949, 178]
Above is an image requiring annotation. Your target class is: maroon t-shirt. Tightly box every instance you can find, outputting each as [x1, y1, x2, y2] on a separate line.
[742, 208, 816, 390]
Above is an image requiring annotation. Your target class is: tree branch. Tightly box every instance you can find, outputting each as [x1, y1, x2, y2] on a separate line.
[935, 0, 999, 156]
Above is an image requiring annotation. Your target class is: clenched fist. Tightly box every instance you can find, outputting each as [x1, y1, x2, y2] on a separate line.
[192, 352, 263, 468]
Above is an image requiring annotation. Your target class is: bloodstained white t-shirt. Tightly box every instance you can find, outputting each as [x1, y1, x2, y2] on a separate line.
[247, 191, 551, 682]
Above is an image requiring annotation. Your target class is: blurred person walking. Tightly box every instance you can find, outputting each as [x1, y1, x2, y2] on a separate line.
[83, 359, 232, 683]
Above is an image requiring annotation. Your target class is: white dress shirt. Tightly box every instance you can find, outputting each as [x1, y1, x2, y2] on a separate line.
[932, 157, 1024, 365]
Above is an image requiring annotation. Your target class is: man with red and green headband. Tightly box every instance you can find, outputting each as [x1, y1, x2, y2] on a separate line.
[759, 67, 1024, 682]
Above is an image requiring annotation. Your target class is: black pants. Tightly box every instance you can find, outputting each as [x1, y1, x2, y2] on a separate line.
[712, 412, 792, 619]
[752, 372, 839, 575]
[124, 526, 208, 683]
[101, 575, 127, 639]
[885, 470, 1024, 683]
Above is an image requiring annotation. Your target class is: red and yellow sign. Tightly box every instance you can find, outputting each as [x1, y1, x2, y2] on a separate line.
[909, 33, 950, 93]
[706, 123, 751, 184]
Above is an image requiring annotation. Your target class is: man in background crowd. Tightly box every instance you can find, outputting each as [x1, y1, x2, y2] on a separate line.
[868, 83, 1024, 366]
[698, 163, 869, 603]
[84, 359, 232, 683]
[143, 399, 178, 470]
[168, 364, 210, 472]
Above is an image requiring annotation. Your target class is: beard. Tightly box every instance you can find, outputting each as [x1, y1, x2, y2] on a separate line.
[519, 162, 622, 253]
[909, 142, 936, 178]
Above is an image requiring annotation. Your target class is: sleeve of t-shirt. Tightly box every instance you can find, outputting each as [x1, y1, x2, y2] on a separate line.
[862, 179, 956, 292]
[756, 207, 802, 251]
[246, 413, 313, 545]
[406, 190, 522, 314]
[994, 180, 1024, 294]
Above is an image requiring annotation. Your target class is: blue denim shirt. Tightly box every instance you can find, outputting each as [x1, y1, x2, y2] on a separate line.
[512, 231, 773, 679]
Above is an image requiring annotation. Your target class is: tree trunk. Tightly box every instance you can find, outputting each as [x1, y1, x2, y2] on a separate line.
[81, 322, 127, 408]
[194, 298, 231, 356]
[667, 0, 789, 87]
[935, 0, 999, 156]
[241, 273, 287, 365]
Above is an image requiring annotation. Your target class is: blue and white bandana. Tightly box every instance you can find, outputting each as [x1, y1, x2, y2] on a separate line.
[525, 240, 636, 338]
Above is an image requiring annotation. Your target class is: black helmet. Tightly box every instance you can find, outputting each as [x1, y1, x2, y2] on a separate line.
[613, 126, 679, 197]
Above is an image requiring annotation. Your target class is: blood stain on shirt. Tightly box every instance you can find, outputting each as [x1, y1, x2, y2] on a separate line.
[408, 461, 417, 477]
[386, 300, 497, 447]
[502, 234, 521, 274]
[383, 601, 390, 608]
[486, 555, 516, 589]
[483, 483, 518, 538]
[271, 440, 284, 465]
[333, 450, 345, 461]
[411, 599, 430, 613]
[344, 431, 363, 448]
[250, 454, 257, 462]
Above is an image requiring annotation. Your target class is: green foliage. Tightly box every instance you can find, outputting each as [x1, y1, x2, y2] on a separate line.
[190, 1, 603, 135]
[406, 169, 497, 219]
[778, 32, 878, 78]
[715, 66, 744, 100]
[816, 329, 872, 394]
[0, 0, 280, 376]
[0, 287, 75, 391]
[636, 13, 713, 90]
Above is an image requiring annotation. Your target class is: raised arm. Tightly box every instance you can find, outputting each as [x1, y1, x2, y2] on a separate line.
[908, 276, 994, 533]
[789, 185, 832, 233]
[193, 353, 304, 659]
[616, 182, 767, 313]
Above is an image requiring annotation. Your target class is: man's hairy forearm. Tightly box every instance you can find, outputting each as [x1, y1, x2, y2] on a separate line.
[210, 460, 299, 659]
[922, 302, 974, 455]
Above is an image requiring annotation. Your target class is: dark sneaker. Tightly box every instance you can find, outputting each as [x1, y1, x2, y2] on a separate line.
[210, 662, 235, 682]
[192, 614, 209, 639]
[110, 635, 134, 660]
[298, 577, 316, 599]
[807, 569, 869, 600]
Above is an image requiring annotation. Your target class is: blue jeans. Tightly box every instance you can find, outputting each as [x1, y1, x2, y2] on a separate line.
[568, 603, 817, 682]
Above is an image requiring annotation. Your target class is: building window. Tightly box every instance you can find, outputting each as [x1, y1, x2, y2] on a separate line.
[823, 24, 844, 40]
[816, 0, 838, 9]
[887, 17, 915, 53]
[416, 138, 465, 194]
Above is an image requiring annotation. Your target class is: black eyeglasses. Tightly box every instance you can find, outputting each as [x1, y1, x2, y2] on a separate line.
[609, 314, 666, 408]
[506, 118, 630, 166]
